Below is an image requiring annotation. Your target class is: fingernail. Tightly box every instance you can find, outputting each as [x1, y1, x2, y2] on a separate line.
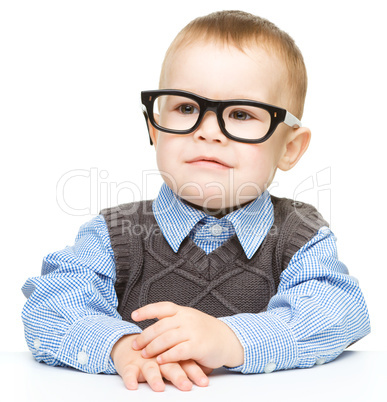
[132, 340, 138, 350]
[156, 355, 162, 363]
[141, 349, 148, 358]
[200, 377, 209, 386]
[132, 311, 139, 320]
[154, 381, 165, 392]
[182, 380, 192, 390]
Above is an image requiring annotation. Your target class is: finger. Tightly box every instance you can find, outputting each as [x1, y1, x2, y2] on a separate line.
[133, 317, 178, 350]
[180, 360, 210, 387]
[156, 341, 193, 364]
[199, 364, 214, 376]
[120, 364, 140, 390]
[141, 361, 165, 392]
[160, 363, 193, 391]
[131, 302, 179, 322]
[141, 329, 188, 358]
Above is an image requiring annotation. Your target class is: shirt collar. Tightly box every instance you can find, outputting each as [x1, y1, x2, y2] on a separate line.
[152, 183, 206, 251]
[152, 183, 274, 259]
[225, 190, 274, 258]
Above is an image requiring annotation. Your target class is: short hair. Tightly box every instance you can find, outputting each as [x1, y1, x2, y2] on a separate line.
[159, 10, 307, 119]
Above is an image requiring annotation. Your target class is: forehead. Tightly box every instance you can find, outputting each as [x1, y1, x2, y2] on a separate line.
[161, 41, 288, 106]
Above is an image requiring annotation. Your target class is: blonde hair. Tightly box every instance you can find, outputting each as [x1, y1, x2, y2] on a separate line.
[159, 10, 307, 119]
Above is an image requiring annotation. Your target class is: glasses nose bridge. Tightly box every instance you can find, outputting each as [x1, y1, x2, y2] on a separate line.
[200, 99, 222, 122]
[195, 99, 228, 141]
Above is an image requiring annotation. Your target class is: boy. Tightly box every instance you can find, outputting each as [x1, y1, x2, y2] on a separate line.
[21, 10, 370, 392]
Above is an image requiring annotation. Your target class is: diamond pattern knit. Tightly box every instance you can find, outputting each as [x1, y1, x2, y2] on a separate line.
[101, 196, 328, 329]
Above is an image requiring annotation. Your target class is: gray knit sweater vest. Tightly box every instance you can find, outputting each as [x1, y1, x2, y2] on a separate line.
[101, 196, 328, 329]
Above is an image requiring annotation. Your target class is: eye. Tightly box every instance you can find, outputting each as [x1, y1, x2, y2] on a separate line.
[178, 104, 198, 114]
[229, 110, 252, 121]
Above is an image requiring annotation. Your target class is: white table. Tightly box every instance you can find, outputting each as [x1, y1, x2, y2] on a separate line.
[1, 351, 386, 401]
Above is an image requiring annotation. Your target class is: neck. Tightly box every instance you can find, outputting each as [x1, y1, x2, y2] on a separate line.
[181, 199, 252, 219]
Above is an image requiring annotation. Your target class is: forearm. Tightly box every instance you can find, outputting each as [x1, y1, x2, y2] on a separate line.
[219, 230, 370, 374]
[21, 214, 143, 373]
[220, 281, 369, 374]
[22, 278, 142, 373]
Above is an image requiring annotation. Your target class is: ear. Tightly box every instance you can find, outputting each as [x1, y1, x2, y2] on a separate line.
[277, 126, 311, 171]
[148, 113, 160, 147]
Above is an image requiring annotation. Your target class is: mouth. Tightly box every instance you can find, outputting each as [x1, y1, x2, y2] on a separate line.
[186, 156, 232, 169]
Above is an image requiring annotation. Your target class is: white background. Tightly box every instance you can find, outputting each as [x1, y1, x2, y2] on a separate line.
[1, 0, 385, 353]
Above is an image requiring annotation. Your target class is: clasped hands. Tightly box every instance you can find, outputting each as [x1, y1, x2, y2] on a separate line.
[111, 301, 244, 392]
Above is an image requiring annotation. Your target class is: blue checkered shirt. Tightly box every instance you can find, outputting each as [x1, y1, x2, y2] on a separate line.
[21, 183, 370, 374]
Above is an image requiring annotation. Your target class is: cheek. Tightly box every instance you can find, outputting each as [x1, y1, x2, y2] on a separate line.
[236, 147, 278, 188]
[155, 136, 174, 170]
[155, 144, 167, 171]
[155, 142, 176, 190]
[155, 135, 185, 186]
[240, 146, 272, 173]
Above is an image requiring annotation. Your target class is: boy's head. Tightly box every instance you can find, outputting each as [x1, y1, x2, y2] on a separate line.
[160, 10, 307, 119]
[145, 10, 311, 216]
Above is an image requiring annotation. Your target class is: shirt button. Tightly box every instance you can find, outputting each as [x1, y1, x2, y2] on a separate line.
[210, 224, 223, 236]
[264, 362, 276, 373]
[315, 357, 326, 365]
[33, 338, 41, 350]
[77, 351, 88, 365]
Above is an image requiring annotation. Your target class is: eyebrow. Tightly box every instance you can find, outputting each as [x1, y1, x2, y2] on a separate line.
[165, 87, 271, 104]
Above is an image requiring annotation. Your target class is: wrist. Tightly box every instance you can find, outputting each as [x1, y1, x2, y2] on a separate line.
[219, 321, 244, 368]
[111, 333, 139, 362]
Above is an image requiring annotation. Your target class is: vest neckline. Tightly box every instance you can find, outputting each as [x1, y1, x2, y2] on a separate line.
[146, 214, 244, 281]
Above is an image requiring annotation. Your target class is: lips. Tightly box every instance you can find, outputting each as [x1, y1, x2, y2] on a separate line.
[186, 156, 232, 168]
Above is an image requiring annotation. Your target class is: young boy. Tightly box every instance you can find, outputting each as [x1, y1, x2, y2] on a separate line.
[21, 10, 370, 392]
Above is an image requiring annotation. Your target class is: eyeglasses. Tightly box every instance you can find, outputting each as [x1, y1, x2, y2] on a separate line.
[141, 89, 302, 145]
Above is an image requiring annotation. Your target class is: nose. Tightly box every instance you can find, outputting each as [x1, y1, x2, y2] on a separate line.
[193, 111, 228, 144]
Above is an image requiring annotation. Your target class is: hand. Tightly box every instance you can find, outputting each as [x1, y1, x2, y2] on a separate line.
[131, 302, 244, 369]
[111, 333, 211, 392]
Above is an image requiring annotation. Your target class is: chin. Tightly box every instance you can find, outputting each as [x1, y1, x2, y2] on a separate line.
[182, 191, 240, 214]
[180, 187, 227, 206]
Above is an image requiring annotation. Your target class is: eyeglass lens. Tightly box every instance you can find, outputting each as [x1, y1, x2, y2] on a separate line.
[153, 94, 271, 140]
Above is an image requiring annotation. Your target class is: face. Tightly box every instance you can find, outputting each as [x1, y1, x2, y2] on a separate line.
[150, 41, 293, 215]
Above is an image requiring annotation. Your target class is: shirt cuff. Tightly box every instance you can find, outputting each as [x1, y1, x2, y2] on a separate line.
[218, 312, 298, 374]
[52, 316, 142, 374]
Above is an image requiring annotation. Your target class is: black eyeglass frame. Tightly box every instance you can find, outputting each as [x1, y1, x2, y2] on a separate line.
[141, 89, 302, 145]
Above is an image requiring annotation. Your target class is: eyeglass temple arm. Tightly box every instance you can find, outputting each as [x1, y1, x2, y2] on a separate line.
[284, 111, 302, 129]
[141, 105, 153, 145]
